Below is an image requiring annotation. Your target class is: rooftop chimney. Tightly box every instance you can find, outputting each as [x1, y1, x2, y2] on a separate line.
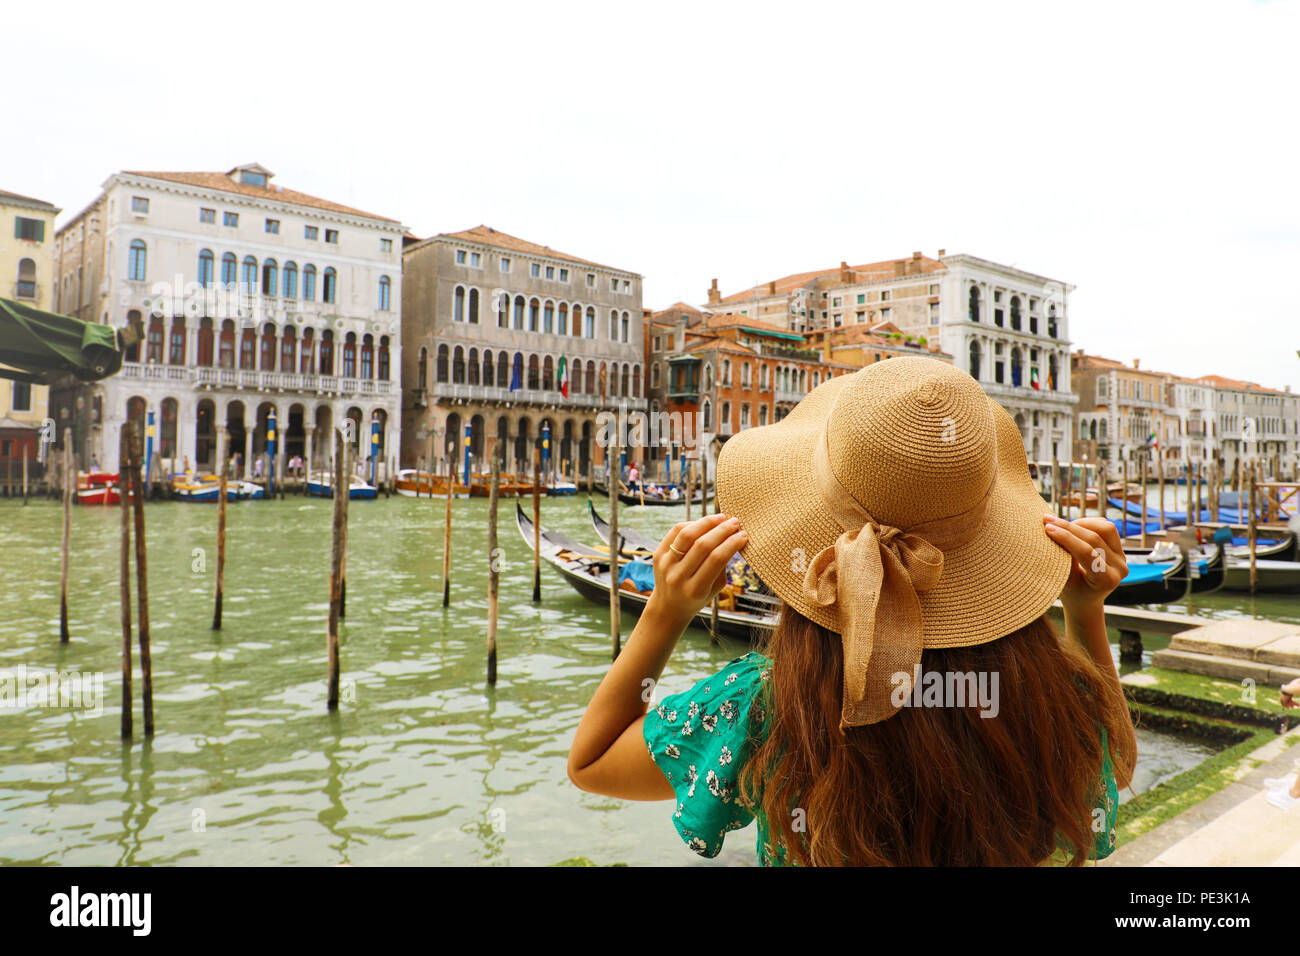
[912, 251, 922, 260]
[707, 278, 721, 306]
[937, 248, 946, 257]
[1132, 358, 1140, 369]
[840, 260, 852, 283]
[768, 280, 777, 295]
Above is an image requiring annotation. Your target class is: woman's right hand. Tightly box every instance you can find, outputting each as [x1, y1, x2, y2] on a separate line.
[645, 513, 749, 630]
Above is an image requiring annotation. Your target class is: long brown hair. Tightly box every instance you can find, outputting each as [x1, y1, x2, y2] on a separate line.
[738, 608, 1136, 866]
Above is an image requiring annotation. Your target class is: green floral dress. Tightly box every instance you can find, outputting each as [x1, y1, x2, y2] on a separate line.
[642, 651, 1120, 866]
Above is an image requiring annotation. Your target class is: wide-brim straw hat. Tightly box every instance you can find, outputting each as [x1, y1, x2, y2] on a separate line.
[715, 355, 1071, 729]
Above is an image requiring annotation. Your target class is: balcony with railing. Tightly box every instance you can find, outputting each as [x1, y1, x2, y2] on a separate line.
[125, 362, 394, 398]
[430, 381, 615, 410]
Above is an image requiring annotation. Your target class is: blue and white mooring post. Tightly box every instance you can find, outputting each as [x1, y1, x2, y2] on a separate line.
[463, 423, 472, 488]
[267, 409, 277, 498]
[541, 422, 551, 489]
[145, 407, 155, 490]
[370, 417, 380, 486]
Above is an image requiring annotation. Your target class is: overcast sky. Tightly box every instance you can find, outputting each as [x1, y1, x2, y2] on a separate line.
[10, 0, 1297, 391]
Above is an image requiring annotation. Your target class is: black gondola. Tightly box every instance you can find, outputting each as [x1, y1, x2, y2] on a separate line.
[519, 502, 777, 641]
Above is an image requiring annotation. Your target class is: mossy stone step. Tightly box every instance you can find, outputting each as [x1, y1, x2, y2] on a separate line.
[1150, 647, 1300, 686]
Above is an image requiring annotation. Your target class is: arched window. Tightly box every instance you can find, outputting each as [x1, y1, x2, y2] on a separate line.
[378, 336, 390, 381]
[513, 295, 525, 329]
[241, 256, 258, 293]
[722, 359, 732, 385]
[15, 258, 36, 299]
[281, 326, 296, 372]
[303, 264, 317, 301]
[529, 298, 540, 332]
[168, 317, 186, 365]
[497, 351, 509, 388]
[702, 399, 712, 430]
[468, 287, 479, 324]
[608, 310, 618, 340]
[584, 361, 595, 394]
[319, 330, 334, 375]
[527, 354, 539, 389]
[468, 347, 480, 386]
[198, 249, 215, 288]
[621, 311, 630, 342]
[128, 240, 147, 281]
[262, 259, 278, 295]
[160, 398, 178, 458]
[360, 334, 374, 379]
[543, 355, 554, 390]
[342, 332, 357, 377]
[418, 347, 428, 389]
[454, 286, 466, 322]
[436, 344, 449, 383]
[704, 363, 713, 390]
[452, 346, 466, 384]
[632, 365, 641, 397]
[197, 318, 214, 366]
[322, 267, 337, 304]
[1048, 354, 1058, 391]
[1010, 296, 1021, 331]
[240, 327, 256, 369]
[620, 363, 629, 396]
[571, 359, 583, 394]
[1010, 347, 1023, 387]
[497, 293, 509, 328]
[283, 261, 298, 298]
[759, 404, 768, 426]
[543, 301, 554, 334]
[300, 328, 315, 374]
[221, 253, 237, 287]
[378, 275, 391, 311]
[260, 323, 277, 370]
[558, 303, 568, 336]
[585, 307, 595, 338]
[513, 352, 524, 390]
[482, 349, 494, 387]
[144, 316, 164, 363]
[1047, 304, 1058, 338]
[742, 363, 751, 388]
[968, 340, 981, 380]
[218, 319, 235, 369]
[968, 286, 980, 322]
[651, 363, 660, 388]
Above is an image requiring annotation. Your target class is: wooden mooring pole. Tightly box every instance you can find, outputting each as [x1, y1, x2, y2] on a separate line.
[118, 425, 133, 739]
[442, 449, 454, 608]
[213, 428, 228, 630]
[609, 433, 621, 661]
[487, 442, 500, 685]
[59, 429, 72, 642]
[1248, 461, 1258, 595]
[532, 446, 541, 603]
[326, 428, 346, 711]
[21, 446, 28, 505]
[125, 422, 154, 736]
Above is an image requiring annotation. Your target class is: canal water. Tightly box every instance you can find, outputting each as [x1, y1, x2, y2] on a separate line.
[0, 493, 1284, 865]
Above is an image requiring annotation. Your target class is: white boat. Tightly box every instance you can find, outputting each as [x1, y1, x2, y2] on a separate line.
[307, 471, 377, 500]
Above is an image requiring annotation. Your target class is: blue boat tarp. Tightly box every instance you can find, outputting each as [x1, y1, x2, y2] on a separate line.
[1120, 563, 1171, 585]
[1108, 496, 1285, 527]
[618, 560, 655, 592]
[1108, 518, 1164, 538]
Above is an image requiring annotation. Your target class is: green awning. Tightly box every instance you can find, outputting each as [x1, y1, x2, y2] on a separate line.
[0, 297, 124, 383]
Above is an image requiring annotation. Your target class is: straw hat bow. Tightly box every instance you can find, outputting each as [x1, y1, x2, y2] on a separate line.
[715, 357, 1070, 730]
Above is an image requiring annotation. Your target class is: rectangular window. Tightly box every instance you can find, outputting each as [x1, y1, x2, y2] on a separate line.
[380, 238, 393, 253]
[610, 277, 618, 292]
[12, 381, 31, 411]
[586, 273, 596, 288]
[530, 263, 541, 278]
[325, 229, 338, 244]
[131, 196, 149, 213]
[856, 294, 865, 304]
[456, 250, 467, 265]
[880, 290, 890, 301]
[265, 218, 280, 234]
[559, 268, 569, 282]
[223, 212, 239, 227]
[856, 311, 865, 322]
[832, 297, 842, 307]
[305, 225, 319, 240]
[500, 257, 511, 272]
[13, 217, 44, 241]
[545, 265, 555, 280]
[622, 280, 631, 293]
[930, 284, 940, 295]
[199, 208, 216, 224]
[470, 251, 481, 267]
[881, 308, 891, 320]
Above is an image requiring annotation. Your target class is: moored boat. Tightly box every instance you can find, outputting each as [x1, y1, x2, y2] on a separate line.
[307, 472, 378, 499]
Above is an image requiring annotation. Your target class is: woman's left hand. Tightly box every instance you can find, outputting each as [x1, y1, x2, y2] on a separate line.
[644, 513, 749, 630]
[1042, 515, 1128, 613]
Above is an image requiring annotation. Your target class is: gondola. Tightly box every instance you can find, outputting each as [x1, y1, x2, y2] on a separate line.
[1221, 556, 1300, 594]
[1103, 549, 1189, 606]
[519, 503, 777, 641]
[1122, 531, 1227, 596]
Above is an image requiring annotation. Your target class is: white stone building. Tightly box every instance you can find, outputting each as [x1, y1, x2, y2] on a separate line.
[54, 163, 406, 476]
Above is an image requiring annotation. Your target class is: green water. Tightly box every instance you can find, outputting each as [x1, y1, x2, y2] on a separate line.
[0, 493, 1277, 866]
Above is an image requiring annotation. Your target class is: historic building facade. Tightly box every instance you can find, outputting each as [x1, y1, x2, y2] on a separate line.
[53, 163, 405, 475]
[705, 250, 1077, 464]
[401, 225, 645, 479]
[1, 188, 61, 471]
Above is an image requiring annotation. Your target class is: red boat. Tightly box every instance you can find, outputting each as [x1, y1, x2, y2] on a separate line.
[74, 471, 131, 506]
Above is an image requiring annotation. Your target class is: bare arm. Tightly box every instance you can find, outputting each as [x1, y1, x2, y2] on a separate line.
[567, 512, 748, 799]
[1043, 514, 1136, 789]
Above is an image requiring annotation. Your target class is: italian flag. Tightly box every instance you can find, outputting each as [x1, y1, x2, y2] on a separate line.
[1030, 366, 1041, 390]
[558, 356, 569, 398]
